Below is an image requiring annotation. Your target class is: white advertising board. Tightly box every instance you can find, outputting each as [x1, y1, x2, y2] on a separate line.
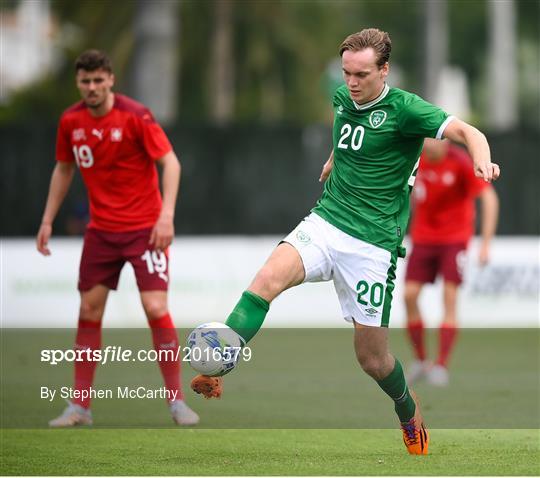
[1, 237, 538, 328]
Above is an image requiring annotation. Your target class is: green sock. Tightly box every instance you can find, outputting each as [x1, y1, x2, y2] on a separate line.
[376, 358, 416, 423]
[225, 290, 269, 344]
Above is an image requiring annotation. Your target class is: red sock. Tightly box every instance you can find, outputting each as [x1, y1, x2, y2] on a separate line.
[73, 319, 102, 409]
[406, 321, 426, 361]
[149, 313, 183, 401]
[437, 323, 458, 367]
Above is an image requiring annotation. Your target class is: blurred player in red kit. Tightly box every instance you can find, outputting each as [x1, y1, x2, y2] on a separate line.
[36, 50, 199, 426]
[404, 138, 499, 386]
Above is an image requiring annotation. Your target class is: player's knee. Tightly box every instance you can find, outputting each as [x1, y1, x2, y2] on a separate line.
[404, 285, 419, 305]
[79, 301, 104, 323]
[142, 298, 168, 321]
[356, 353, 387, 380]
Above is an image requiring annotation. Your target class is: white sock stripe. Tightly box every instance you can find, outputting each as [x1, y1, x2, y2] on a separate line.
[396, 386, 407, 402]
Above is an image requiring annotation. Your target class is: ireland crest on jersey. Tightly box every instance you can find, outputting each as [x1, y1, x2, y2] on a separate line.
[369, 110, 387, 128]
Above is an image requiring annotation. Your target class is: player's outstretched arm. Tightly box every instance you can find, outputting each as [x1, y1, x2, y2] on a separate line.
[478, 186, 499, 266]
[150, 151, 181, 252]
[442, 119, 500, 182]
[37, 161, 76, 256]
[319, 150, 334, 183]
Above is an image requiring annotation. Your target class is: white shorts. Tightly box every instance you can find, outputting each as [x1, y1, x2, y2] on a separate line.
[282, 213, 397, 327]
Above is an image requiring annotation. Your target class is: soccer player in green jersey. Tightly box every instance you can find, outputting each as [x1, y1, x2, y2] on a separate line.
[192, 28, 500, 454]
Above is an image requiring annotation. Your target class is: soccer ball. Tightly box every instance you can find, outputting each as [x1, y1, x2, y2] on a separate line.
[186, 322, 243, 377]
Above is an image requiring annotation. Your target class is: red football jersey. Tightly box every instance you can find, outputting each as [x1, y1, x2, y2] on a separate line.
[56, 94, 172, 232]
[410, 144, 490, 244]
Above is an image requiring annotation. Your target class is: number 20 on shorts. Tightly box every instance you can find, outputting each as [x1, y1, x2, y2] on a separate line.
[356, 280, 384, 307]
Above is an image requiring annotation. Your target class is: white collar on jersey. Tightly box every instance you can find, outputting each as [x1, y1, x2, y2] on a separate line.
[353, 83, 390, 110]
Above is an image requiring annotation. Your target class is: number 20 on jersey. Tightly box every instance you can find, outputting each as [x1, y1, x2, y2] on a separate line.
[337, 124, 365, 151]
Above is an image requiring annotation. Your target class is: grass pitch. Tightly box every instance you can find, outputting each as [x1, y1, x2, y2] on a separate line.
[2, 429, 539, 475]
[1, 328, 539, 475]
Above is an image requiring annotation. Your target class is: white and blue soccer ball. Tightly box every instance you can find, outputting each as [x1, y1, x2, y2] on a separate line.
[186, 322, 243, 377]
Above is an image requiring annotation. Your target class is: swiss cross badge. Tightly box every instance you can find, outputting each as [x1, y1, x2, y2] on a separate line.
[110, 128, 123, 142]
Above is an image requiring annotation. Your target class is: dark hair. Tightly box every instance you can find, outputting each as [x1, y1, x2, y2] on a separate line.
[339, 28, 392, 68]
[75, 49, 113, 73]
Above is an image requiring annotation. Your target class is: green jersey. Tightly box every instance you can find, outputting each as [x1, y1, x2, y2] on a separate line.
[312, 84, 451, 254]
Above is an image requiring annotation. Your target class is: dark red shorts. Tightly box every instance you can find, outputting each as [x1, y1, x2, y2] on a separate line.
[405, 242, 468, 285]
[78, 227, 169, 292]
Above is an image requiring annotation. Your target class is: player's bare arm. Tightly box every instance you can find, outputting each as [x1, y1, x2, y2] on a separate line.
[478, 186, 499, 266]
[36, 161, 76, 256]
[150, 150, 181, 252]
[319, 150, 334, 182]
[442, 119, 500, 182]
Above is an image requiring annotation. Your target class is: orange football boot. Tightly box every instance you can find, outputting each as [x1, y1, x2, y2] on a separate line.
[401, 390, 429, 455]
[191, 375, 223, 399]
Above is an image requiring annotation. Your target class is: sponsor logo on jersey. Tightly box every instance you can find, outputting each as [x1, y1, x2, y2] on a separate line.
[442, 171, 455, 185]
[369, 110, 387, 128]
[296, 230, 311, 244]
[92, 128, 104, 140]
[365, 307, 378, 316]
[111, 128, 123, 142]
[72, 128, 86, 141]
